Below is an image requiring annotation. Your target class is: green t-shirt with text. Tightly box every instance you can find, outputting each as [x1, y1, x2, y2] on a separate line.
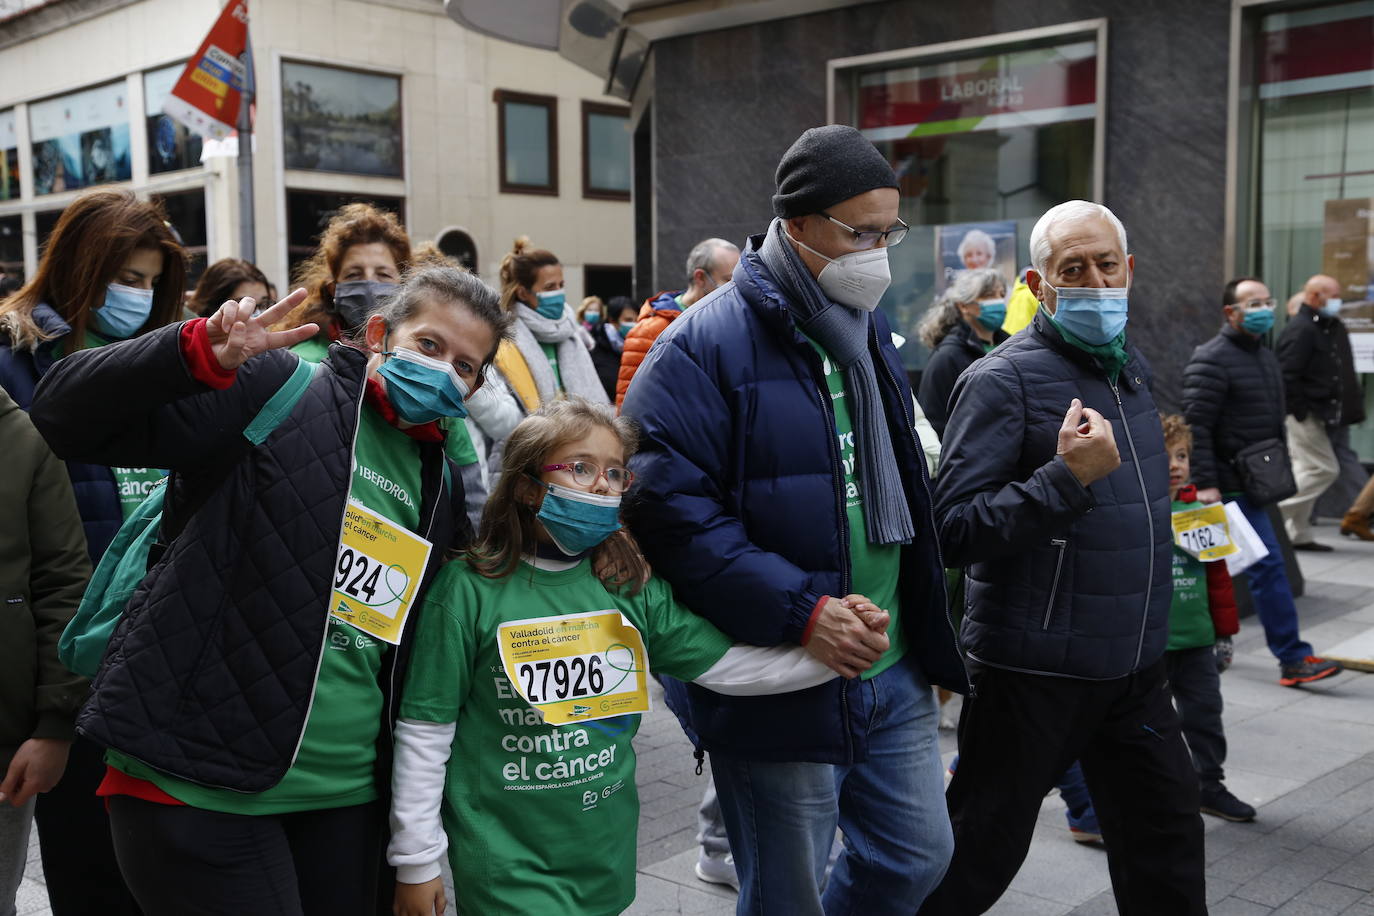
[109, 403, 424, 813]
[806, 339, 906, 680]
[400, 559, 731, 916]
[1168, 497, 1216, 651]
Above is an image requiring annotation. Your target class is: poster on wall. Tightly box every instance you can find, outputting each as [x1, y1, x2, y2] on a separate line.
[934, 220, 1017, 297]
[1321, 199, 1374, 373]
[29, 83, 132, 195]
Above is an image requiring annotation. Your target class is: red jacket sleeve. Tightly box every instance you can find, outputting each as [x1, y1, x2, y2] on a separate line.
[1205, 560, 1239, 638]
[179, 319, 237, 390]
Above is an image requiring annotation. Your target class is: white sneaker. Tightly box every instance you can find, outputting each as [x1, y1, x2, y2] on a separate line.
[695, 851, 740, 891]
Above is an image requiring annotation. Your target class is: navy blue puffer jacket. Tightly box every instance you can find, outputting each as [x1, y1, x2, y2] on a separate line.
[622, 235, 966, 765]
[0, 305, 123, 564]
[934, 311, 1172, 680]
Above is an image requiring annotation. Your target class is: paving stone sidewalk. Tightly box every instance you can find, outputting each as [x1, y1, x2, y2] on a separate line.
[16, 529, 1374, 915]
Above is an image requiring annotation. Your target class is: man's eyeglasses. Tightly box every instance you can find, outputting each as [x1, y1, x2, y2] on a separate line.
[540, 461, 635, 493]
[819, 212, 909, 250]
[1239, 297, 1277, 310]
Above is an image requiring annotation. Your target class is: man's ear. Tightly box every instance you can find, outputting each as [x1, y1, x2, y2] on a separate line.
[784, 215, 809, 239]
[363, 314, 388, 352]
[1026, 268, 1045, 302]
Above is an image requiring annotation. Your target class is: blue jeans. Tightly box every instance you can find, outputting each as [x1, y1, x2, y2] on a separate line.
[1235, 495, 1313, 666]
[709, 658, 952, 915]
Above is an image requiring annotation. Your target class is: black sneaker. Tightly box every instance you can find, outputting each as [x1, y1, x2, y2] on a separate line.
[1200, 786, 1256, 822]
[1279, 656, 1344, 687]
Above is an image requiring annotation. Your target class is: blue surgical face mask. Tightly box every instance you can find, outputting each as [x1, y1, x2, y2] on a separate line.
[95, 282, 155, 340]
[975, 298, 1007, 332]
[533, 480, 622, 555]
[1241, 307, 1275, 336]
[584, 311, 602, 327]
[535, 290, 567, 320]
[1050, 286, 1129, 345]
[376, 343, 471, 424]
[1322, 298, 1343, 317]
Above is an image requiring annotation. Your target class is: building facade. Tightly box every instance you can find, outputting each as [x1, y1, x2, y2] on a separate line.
[0, 0, 634, 303]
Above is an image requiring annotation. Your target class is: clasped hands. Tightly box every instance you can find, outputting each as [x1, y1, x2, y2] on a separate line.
[804, 594, 892, 679]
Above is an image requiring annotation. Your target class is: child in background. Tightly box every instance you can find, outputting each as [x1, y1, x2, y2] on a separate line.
[1160, 413, 1253, 823]
[389, 398, 890, 916]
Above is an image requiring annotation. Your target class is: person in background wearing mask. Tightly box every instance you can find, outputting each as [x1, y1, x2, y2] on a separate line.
[1276, 274, 1350, 551]
[623, 125, 965, 914]
[189, 258, 270, 318]
[578, 294, 627, 401]
[276, 203, 409, 361]
[0, 187, 184, 916]
[922, 200, 1205, 916]
[612, 296, 639, 340]
[615, 237, 739, 409]
[0, 385, 91, 916]
[1182, 278, 1341, 688]
[915, 267, 1008, 437]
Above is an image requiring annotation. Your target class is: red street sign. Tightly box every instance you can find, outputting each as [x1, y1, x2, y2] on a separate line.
[162, 0, 250, 140]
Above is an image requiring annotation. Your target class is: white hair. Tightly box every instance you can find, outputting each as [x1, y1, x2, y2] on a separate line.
[1029, 201, 1128, 273]
[955, 229, 996, 261]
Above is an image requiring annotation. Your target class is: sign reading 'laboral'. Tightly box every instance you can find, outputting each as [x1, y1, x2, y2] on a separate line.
[498, 611, 650, 727]
[857, 40, 1097, 141]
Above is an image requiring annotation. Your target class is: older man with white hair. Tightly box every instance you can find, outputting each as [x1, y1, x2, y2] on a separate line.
[919, 201, 1205, 915]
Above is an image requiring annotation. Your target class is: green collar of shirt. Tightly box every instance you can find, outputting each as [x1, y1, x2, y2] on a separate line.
[1042, 305, 1128, 383]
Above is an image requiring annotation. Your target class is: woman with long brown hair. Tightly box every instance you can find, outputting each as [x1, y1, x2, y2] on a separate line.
[277, 203, 411, 360]
[0, 186, 184, 916]
[188, 258, 270, 318]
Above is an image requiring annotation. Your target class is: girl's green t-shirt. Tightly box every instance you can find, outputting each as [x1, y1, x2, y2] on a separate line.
[400, 559, 731, 916]
[108, 403, 424, 813]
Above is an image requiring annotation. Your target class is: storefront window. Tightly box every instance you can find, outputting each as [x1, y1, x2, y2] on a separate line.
[154, 190, 209, 288]
[833, 30, 1102, 372]
[1248, 0, 1374, 456]
[145, 63, 204, 175]
[29, 82, 133, 195]
[282, 62, 403, 177]
[0, 215, 21, 281]
[285, 190, 405, 280]
[0, 110, 20, 201]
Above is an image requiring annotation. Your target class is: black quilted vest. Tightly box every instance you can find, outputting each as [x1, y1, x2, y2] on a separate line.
[35, 327, 464, 792]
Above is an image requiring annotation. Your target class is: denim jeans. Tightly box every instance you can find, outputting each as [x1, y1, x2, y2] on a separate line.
[709, 657, 952, 916]
[1235, 495, 1313, 666]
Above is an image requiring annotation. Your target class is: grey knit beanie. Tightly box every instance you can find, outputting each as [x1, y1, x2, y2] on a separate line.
[772, 125, 899, 219]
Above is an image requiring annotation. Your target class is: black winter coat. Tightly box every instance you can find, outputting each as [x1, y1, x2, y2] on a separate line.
[0, 305, 125, 564]
[30, 323, 470, 793]
[934, 311, 1172, 680]
[917, 322, 1010, 437]
[1181, 324, 1287, 495]
[1278, 305, 1347, 424]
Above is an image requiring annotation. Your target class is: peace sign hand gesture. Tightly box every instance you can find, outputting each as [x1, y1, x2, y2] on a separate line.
[206, 288, 320, 371]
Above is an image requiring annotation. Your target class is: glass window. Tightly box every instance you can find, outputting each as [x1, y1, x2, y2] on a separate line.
[145, 63, 204, 175]
[36, 209, 63, 257]
[0, 215, 21, 282]
[282, 62, 402, 177]
[29, 81, 133, 195]
[834, 34, 1100, 372]
[154, 190, 209, 289]
[496, 90, 557, 194]
[0, 110, 20, 201]
[1247, 0, 1374, 458]
[286, 190, 406, 281]
[583, 103, 630, 199]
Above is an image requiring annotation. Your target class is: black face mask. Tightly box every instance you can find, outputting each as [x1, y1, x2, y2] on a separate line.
[331, 280, 399, 331]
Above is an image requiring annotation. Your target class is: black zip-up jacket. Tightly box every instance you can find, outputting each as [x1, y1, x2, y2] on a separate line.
[934, 311, 1171, 680]
[1278, 304, 1346, 424]
[30, 323, 470, 793]
[917, 321, 1010, 438]
[1181, 324, 1287, 496]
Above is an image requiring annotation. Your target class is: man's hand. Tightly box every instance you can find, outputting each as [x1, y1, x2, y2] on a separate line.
[1196, 487, 1223, 504]
[0, 738, 71, 807]
[1056, 398, 1121, 487]
[805, 597, 890, 679]
[206, 289, 317, 371]
[393, 877, 446, 916]
[840, 594, 891, 634]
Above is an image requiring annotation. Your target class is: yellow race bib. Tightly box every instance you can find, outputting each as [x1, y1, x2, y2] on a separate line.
[329, 499, 433, 645]
[498, 610, 650, 727]
[1171, 504, 1238, 562]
